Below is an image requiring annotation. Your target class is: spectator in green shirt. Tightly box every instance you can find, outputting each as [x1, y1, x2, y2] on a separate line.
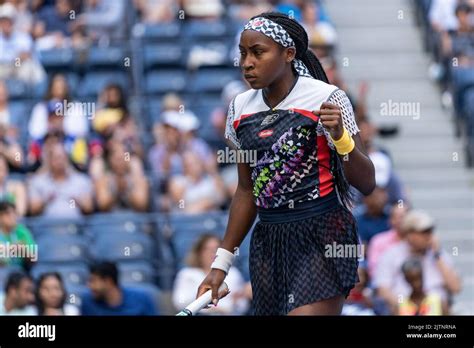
[0, 201, 36, 270]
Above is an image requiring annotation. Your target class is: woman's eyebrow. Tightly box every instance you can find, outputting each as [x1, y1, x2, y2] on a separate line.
[238, 43, 268, 49]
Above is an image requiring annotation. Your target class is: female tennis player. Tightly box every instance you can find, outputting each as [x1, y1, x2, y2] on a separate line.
[196, 12, 375, 315]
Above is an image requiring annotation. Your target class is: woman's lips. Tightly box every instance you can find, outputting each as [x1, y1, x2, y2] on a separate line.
[245, 75, 257, 82]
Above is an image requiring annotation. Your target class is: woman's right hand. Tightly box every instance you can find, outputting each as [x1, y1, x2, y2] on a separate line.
[196, 269, 228, 306]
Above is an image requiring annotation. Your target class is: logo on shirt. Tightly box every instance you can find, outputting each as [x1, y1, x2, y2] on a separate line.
[260, 113, 280, 126]
[258, 129, 274, 138]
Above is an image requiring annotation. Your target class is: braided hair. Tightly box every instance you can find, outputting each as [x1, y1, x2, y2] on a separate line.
[250, 12, 354, 208]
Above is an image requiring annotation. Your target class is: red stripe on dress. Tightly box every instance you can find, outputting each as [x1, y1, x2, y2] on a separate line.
[292, 108, 318, 121]
[317, 134, 334, 197]
[233, 112, 255, 130]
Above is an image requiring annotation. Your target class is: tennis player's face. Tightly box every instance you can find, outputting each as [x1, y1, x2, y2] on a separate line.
[239, 30, 292, 89]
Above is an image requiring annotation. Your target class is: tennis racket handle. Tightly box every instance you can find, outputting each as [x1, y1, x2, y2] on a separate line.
[186, 282, 228, 315]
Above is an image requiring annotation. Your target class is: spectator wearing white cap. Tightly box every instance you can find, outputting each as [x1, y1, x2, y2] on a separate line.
[373, 210, 461, 314]
[0, 3, 46, 84]
[148, 109, 215, 180]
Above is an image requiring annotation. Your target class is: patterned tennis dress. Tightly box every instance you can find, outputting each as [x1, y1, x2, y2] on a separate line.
[225, 75, 361, 315]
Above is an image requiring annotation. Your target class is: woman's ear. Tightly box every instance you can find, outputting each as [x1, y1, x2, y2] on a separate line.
[285, 47, 297, 63]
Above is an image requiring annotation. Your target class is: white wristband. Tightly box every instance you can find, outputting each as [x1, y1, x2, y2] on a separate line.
[211, 248, 235, 274]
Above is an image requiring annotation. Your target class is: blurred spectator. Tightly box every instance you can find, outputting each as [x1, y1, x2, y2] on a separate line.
[367, 203, 408, 278]
[149, 108, 215, 180]
[172, 234, 249, 315]
[342, 263, 375, 315]
[81, 261, 158, 315]
[168, 151, 226, 213]
[0, 3, 46, 84]
[0, 271, 36, 315]
[0, 201, 35, 268]
[301, 1, 337, 51]
[227, 0, 272, 21]
[182, 0, 224, 20]
[441, 3, 474, 66]
[374, 210, 461, 314]
[210, 80, 247, 152]
[29, 74, 89, 140]
[354, 186, 391, 244]
[35, 272, 79, 315]
[354, 128, 407, 206]
[133, 0, 177, 23]
[72, 0, 126, 45]
[90, 140, 149, 212]
[8, 0, 33, 34]
[28, 74, 89, 170]
[0, 81, 24, 171]
[36, 0, 75, 36]
[28, 143, 94, 217]
[209, 81, 248, 200]
[0, 156, 26, 216]
[92, 84, 143, 158]
[398, 258, 445, 315]
[33, 0, 87, 50]
[429, 0, 459, 32]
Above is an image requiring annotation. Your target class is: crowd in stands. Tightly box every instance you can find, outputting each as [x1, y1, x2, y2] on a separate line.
[0, 0, 462, 316]
[416, 0, 474, 166]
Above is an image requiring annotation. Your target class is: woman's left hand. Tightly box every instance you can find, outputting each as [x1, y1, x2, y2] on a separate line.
[313, 102, 344, 140]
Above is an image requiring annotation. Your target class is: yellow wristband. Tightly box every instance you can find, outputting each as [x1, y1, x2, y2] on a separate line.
[330, 127, 355, 155]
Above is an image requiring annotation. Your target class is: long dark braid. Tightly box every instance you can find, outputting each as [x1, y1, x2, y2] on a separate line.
[251, 11, 354, 208]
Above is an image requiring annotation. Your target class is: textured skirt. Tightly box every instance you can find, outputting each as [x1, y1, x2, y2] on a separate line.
[249, 203, 360, 315]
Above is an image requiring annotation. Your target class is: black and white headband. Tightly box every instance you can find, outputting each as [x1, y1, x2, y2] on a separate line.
[243, 17, 312, 78]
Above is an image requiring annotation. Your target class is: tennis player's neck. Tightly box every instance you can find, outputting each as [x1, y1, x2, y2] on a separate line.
[263, 71, 298, 110]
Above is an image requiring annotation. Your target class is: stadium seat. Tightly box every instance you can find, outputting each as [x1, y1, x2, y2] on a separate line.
[118, 260, 155, 284]
[126, 283, 161, 314]
[24, 217, 83, 238]
[7, 100, 31, 126]
[143, 43, 185, 69]
[77, 72, 129, 98]
[38, 48, 75, 70]
[133, 22, 181, 41]
[182, 20, 228, 41]
[36, 235, 89, 263]
[187, 68, 240, 94]
[4, 79, 28, 100]
[86, 46, 127, 69]
[166, 211, 227, 269]
[30, 263, 89, 289]
[85, 212, 154, 240]
[189, 94, 222, 122]
[144, 69, 187, 95]
[90, 232, 155, 262]
[66, 284, 89, 307]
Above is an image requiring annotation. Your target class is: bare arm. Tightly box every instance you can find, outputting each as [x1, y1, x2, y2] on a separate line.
[220, 162, 257, 252]
[94, 176, 115, 212]
[341, 133, 375, 195]
[436, 256, 462, 295]
[11, 181, 27, 217]
[196, 162, 257, 304]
